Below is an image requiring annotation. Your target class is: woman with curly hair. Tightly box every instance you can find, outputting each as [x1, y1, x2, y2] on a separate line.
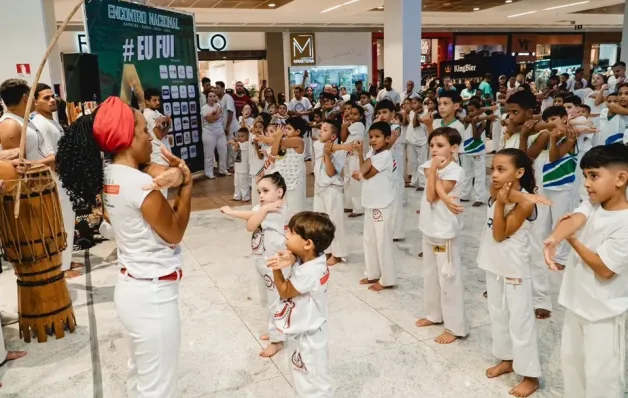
[56, 97, 192, 398]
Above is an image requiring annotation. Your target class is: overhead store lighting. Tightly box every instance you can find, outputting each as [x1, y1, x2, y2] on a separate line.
[473, 7, 480, 10]
[543, 1, 589, 11]
[321, 0, 360, 13]
[268, 3, 276, 7]
[507, 10, 537, 17]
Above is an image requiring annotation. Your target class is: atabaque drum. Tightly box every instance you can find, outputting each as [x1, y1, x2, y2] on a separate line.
[0, 163, 76, 343]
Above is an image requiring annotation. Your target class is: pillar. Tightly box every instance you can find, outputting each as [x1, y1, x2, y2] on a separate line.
[383, 0, 422, 93]
[622, 5, 628, 64]
[265, 32, 286, 96]
[0, 0, 63, 92]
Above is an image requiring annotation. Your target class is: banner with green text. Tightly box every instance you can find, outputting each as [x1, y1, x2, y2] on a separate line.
[84, 0, 203, 172]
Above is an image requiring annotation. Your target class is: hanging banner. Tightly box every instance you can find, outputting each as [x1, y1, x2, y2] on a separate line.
[84, 0, 203, 172]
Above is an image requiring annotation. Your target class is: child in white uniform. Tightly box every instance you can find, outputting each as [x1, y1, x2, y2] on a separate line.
[416, 127, 468, 344]
[250, 119, 268, 206]
[478, 148, 544, 397]
[220, 173, 289, 358]
[426, 90, 466, 153]
[353, 121, 397, 292]
[230, 128, 251, 201]
[460, 99, 488, 206]
[238, 104, 255, 130]
[545, 144, 628, 398]
[313, 120, 351, 266]
[266, 212, 335, 398]
[406, 96, 428, 190]
[341, 103, 366, 217]
[597, 92, 628, 146]
[360, 92, 375, 143]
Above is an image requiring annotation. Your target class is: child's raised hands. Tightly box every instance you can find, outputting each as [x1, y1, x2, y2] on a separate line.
[496, 182, 512, 204]
[266, 250, 297, 271]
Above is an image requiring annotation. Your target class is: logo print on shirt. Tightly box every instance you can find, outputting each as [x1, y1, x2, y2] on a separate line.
[274, 299, 295, 330]
[251, 226, 265, 255]
[103, 184, 120, 195]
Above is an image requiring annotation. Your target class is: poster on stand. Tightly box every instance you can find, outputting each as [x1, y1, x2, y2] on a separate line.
[84, 0, 203, 172]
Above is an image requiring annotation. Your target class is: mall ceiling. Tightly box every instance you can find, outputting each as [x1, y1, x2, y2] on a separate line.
[56, 0, 625, 30]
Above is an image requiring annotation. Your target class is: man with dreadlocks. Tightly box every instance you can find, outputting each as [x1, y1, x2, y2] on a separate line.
[56, 96, 192, 398]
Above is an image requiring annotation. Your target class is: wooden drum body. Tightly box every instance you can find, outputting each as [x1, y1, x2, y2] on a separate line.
[0, 163, 76, 343]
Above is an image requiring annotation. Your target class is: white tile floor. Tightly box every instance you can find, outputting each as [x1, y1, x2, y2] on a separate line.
[0, 189, 623, 397]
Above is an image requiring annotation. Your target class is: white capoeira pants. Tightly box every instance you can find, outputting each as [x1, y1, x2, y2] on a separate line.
[114, 273, 181, 398]
[485, 272, 541, 378]
[421, 236, 468, 337]
[406, 143, 427, 188]
[491, 119, 502, 152]
[391, 180, 406, 240]
[363, 207, 396, 286]
[288, 322, 332, 398]
[251, 175, 260, 206]
[529, 202, 552, 312]
[304, 134, 312, 160]
[57, 179, 76, 271]
[254, 258, 286, 343]
[561, 310, 626, 398]
[286, 183, 306, 217]
[313, 186, 347, 258]
[0, 314, 6, 362]
[233, 173, 251, 200]
[343, 155, 363, 214]
[536, 189, 574, 266]
[460, 154, 487, 203]
[202, 132, 227, 177]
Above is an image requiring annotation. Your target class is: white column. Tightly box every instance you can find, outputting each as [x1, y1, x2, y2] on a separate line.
[384, 0, 422, 93]
[622, 3, 628, 64]
[0, 0, 62, 89]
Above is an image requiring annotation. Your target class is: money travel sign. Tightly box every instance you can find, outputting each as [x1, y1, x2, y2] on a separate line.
[84, 0, 204, 172]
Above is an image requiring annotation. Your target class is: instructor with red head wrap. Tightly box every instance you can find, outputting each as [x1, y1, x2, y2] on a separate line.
[56, 97, 192, 398]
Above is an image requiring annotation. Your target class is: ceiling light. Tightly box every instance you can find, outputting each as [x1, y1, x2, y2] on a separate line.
[473, 7, 480, 10]
[507, 10, 537, 17]
[505, 0, 512, 3]
[268, 3, 276, 6]
[543, 1, 589, 11]
[377, 5, 383, 9]
[321, 0, 359, 13]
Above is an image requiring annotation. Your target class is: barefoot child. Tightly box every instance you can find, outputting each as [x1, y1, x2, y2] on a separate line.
[416, 127, 468, 344]
[341, 102, 366, 218]
[230, 128, 251, 202]
[544, 144, 628, 398]
[313, 119, 353, 266]
[479, 148, 546, 397]
[406, 96, 428, 190]
[353, 121, 397, 291]
[220, 173, 288, 357]
[266, 212, 335, 398]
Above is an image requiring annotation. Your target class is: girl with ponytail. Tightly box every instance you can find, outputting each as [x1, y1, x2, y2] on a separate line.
[56, 97, 192, 397]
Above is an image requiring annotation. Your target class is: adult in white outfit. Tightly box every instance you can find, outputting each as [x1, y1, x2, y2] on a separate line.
[142, 87, 172, 198]
[55, 97, 192, 398]
[201, 91, 227, 179]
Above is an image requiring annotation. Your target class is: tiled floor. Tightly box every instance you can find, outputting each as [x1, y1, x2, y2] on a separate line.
[1, 185, 608, 398]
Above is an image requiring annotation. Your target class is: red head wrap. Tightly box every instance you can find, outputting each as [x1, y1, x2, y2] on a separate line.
[93, 97, 135, 153]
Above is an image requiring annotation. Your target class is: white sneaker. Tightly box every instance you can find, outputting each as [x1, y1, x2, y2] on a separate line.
[1, 311, 19, 326]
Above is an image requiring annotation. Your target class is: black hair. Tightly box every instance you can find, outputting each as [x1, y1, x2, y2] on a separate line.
[506, 90, 537, 110]
[312, 109, 323, 119]
[617, 82, 628, 92]
[563, 95, 582, 106]
[355, 80, 363, 86]
[561, 73, 569, 78]
[56, 107, 106, 211]
[374, 99, 395, 113]
[258, 112, 272, 127]
[612, 61, 626, 68]
[359, 91, 370, 98]
[467, 99, 482, 110]
[350, 101, 365, 116]
[34, 83, 52, 99]
[288, 211, 336, 255]
[0, 79, 29, 107]
[369, 121, 392, 137]
[429, 126, 462, 146]
[201, 77, 210, 84]
[553, 93, 565, 101]
[384, 77, 392, 83]
[323, 119, 342, 140]
[580, 144, 628, 171]
[294, 86, 303, 92]
[237, 127, 249, 135]
[259, 172, 287, 198]
[322, 92, 336, 102]
[484, 73, 493, 80]
[518, 83, 532, 93]
[438, 90, 462, 104]
[542, 105, 567, 122]
[579, 104, 591, 113]
[286, 116, 308, 137]
[215, 81, 225, 89]
[496, 148, 537, 194]
[144, 88, 161, 101]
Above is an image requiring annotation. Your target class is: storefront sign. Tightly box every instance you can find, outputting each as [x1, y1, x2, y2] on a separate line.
[290, 33, 316, 65]
[85, 0, 204, 172]
[453, 64, 476, 73]
[440, 56, 516, 85]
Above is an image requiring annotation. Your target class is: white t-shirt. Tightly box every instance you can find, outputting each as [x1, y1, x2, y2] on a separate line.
[431, 118, 465, 139]
[346, 122, 366, 143]
[595, 109, 627, 147]
[1, 113, 52, 161]
[362, 103, 374, 130]
[220, 94, 239, 134]
[390, 124, 405, 181]
[274, 254, 329, 335]
[405, 111, 427, 146]
[201, 103, 224, 136]
[143, 108, 170, 166]
[250, 204, 288, 258]
[234, 141, 249, 174]
[103, 164, 182, 278]
[239, 116, 255, 130]
[477, 195, 536, 279]
[249, 136, 265, 177]
[30, 113, 63, 153]
[361, 149, 395, 209]
[418, 160, 465, 239]
[558, 201, 628, 322]
[376, 89, 401, 105]
[313, 140, 346, 189]
[287, 97, 312, 122]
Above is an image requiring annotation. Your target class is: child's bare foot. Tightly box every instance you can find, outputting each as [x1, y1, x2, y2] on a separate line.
[509, 377, 539, 397]
[326, 256, 342, 266]
[368, 281, 393, 291]
[259, 334, 269, 341]
[259, 342, 283, 357]
[534, 309, 551, 319]
[359, 278, 379, 285]
[0, 350, 26, 366]
[64, 269, 82, 279]
[415, 318, 442, 327]
[554, 262, 565, 271]
[434, 330, 457, 344]
[486, 360, 514, 378]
